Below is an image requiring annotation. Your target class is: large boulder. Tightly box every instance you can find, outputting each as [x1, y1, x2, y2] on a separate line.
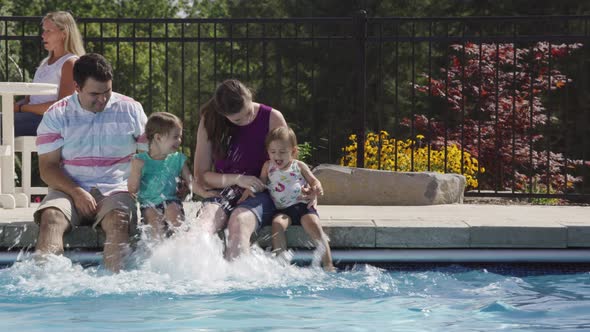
[313, 164, 466, 205]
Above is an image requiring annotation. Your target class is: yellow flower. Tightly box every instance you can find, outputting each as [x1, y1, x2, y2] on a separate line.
[340, 130, 483, 189]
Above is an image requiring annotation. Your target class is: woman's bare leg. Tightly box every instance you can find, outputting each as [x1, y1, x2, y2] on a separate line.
[224, 207, 257, 260]
[196, 203, 229, 235]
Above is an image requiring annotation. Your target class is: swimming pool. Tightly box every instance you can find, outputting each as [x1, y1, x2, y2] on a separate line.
[1, 230, 589, 331]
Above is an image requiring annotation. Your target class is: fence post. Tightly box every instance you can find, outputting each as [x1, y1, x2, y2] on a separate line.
[354, 10, 367, 168]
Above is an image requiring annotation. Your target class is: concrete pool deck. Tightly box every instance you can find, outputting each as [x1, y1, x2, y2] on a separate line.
[1, 202, 589, 253]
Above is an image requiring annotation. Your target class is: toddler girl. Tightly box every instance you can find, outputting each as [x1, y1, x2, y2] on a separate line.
[249, 127, 334, 271]
[128, 112, 192, 240]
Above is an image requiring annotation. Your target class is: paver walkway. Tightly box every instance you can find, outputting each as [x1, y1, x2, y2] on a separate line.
[1, 203, 588, 250]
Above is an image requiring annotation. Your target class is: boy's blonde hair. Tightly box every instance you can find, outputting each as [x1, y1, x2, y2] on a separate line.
[42, 11, 85, 58]
[145, 112, 183, 144]
[265, 126, 298, 150]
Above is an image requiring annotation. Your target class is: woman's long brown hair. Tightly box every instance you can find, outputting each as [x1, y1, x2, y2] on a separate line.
[200, 79, 252, 159]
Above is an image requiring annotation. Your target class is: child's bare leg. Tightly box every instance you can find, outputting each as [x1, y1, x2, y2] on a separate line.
[300, 214, 335, 271]
[164, 201, 184, 229]
[271, 214, 291, 255]
[143, 207, 165, 240]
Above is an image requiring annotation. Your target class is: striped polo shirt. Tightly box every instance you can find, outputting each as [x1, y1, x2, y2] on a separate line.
[36, 92, 148, 195]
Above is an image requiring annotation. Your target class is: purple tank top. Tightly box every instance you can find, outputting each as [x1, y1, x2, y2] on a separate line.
[214, 104, 271, 176]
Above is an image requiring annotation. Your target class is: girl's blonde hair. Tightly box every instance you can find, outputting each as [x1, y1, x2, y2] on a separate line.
[265, 127, 298, 150]
[145, 112, 183, 144]
[42, 11, 85, 58]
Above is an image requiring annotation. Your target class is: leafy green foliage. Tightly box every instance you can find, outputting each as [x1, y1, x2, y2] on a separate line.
[297, 142, 314, 165]
[2, 1, 589, 194]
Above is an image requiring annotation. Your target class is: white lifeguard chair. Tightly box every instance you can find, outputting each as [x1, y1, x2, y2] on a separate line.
[14, 135, 48, 200]
[0, 82, 56, 208]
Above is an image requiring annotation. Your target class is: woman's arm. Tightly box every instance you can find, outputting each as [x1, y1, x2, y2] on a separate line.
[193, 119, 234, 198]
[259, 160, 270, 186]
[57, 58, 77, 99]
[269, 108, 288, 131]
[193, 119, 264, 193]
[17, 58, 77, 115]
[237, 160, 271, 204]
[194, 119, 229, 189]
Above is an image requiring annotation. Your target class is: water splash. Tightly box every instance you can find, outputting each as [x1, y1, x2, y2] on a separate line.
[8, 225, 25, 251]
[0, 212, 398, 298]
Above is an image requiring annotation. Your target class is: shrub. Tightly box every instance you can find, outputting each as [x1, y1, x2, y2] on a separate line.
[412, 42, 583, 193]
[340, 130, 483, 189]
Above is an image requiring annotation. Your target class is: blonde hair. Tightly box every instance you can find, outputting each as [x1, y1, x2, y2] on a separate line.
[265, 127, 298, 150]
[42, 11, 85, 58]
[145, 112, 183, 144]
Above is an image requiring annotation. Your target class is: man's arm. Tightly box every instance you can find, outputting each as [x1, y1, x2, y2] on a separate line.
[39, 149, 97, 217]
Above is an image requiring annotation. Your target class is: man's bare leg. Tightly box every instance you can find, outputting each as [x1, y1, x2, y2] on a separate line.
[100, 209, 130, 272]
[35, 207, 70, 256]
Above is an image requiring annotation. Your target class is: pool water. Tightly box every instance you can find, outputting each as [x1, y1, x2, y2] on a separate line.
[1, 229, 589, 331]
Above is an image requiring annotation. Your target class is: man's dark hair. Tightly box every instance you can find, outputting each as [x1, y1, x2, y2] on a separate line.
[73, 53, 113, 88]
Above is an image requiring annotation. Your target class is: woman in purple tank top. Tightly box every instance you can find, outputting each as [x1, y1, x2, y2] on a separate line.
[193, 79, 287, 260]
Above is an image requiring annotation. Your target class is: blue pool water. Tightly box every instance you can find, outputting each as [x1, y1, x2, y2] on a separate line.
[1, 229, 589, 331]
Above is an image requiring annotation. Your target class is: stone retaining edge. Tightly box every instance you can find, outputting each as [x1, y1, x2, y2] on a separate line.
[1, 219, 589, 250]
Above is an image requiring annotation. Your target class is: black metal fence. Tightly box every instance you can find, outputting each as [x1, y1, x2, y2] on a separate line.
[1, 13, 589, 200]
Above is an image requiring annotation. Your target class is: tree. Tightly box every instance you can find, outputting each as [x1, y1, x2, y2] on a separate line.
[413, 42, 584, 193]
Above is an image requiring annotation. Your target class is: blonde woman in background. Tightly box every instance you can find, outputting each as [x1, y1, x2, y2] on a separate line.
[13, 11, 85, 136]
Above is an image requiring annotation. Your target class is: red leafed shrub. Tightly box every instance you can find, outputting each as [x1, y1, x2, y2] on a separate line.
[412, 42, 583, 193]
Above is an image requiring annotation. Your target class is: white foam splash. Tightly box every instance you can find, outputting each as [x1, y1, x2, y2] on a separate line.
[0, 208, 397, 298]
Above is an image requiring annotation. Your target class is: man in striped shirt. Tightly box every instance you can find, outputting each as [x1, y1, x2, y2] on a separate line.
[34, 53, 148, 272]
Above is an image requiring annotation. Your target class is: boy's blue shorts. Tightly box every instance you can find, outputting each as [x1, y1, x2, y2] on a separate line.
[202, 186, 276, 230]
